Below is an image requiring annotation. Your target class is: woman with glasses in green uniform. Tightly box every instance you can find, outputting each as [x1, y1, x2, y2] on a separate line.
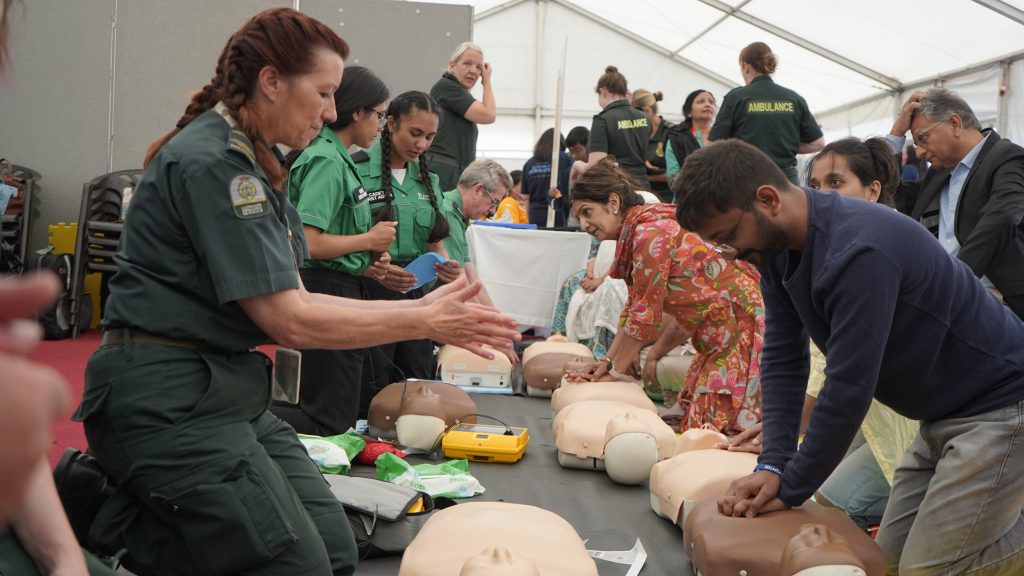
[355, 91, 451, 409]
[72, 10, 518, 576]
[270, 66, 395, 437]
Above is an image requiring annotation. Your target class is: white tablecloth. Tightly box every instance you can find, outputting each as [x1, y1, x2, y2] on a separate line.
[467, 225, 592, 327]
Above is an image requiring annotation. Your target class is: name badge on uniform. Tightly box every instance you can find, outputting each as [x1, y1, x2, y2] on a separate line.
[272, 348, 302, 404]
[229, 174, 269, 219]
[417, 192, 430, 201]
[355, 186, 368, 203]
[367, 189, 388, 203]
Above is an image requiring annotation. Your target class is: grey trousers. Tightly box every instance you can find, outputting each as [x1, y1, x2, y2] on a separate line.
[876, 400, 1024, 575]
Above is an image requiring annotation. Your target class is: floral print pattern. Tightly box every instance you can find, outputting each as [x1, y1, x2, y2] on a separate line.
[611, 204, 765, 434]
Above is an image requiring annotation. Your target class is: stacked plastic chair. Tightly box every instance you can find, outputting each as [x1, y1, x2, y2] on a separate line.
[69, 170, 143, 338]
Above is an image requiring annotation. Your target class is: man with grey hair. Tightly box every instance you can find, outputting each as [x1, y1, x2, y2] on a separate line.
[435, 159, 516, 361]
[435, 159, 512, 286]
[888, 88, 1024, 320]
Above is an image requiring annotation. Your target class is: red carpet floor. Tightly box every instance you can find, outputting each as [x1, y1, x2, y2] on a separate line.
[29, 331, 100, 467]
[30, 332, 277, 468]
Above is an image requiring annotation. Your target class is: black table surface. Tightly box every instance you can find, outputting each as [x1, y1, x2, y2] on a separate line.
[350, 393, 692, 576]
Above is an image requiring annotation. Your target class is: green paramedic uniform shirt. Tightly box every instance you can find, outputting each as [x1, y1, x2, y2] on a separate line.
[103, 107, 308, 352]
[355, 140, 443, 262]
[430, 72, 478, 168]
[288, 126, 372, 276]
[709, 75, 823, 183]
[588, 98, 651, 186]
[441, 189, 471, 265]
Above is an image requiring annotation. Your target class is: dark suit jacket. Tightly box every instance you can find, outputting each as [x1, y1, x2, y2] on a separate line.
[905, 129, 1024, 317]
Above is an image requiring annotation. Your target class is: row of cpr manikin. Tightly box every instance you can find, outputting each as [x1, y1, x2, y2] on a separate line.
[366, 334, 885, 576]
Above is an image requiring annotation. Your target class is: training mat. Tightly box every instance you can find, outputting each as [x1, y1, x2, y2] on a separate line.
[350, 394, 690, 576]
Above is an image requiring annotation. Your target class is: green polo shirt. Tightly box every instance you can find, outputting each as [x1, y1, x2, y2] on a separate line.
[103, 107, 308, 351]
[441, 189, 470, 265]
[588, 99, 651, 185]
[355, 140, 444, 262]
[288, 126, 372, 276]
[709, 75, 823, 182]
[429, 72, 478, 168]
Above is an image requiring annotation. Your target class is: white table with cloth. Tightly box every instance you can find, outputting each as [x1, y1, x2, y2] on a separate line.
[467, 225, 592, 328]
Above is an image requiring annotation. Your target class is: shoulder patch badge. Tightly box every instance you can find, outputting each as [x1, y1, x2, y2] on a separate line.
[355, 186, 368, 203]
[229, 174, 269, 219]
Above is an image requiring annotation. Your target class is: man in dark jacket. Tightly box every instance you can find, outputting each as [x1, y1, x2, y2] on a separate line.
[887, 88, 1024, 320]
[675, 139, 1024, 575]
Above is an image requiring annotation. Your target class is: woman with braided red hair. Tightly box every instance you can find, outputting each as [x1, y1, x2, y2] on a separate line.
[71, 8, 519, 576]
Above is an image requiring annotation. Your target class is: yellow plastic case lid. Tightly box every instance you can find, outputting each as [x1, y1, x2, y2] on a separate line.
[442, 424, 530, 464]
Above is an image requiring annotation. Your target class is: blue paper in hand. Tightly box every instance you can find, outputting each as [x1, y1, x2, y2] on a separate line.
[403, 252, 447, 292]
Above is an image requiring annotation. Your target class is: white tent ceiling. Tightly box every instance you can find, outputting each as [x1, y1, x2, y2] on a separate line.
[408, 0, 1024, 165]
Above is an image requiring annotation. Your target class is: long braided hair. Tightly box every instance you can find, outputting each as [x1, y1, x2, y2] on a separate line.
[376, 91, 450, 244]
[143, 8, 349, 190]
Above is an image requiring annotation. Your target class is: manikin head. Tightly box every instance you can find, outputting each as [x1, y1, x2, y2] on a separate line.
[460, 546, 540, 576]
[396, 386, 447, 451]
[781, 524, 867, 576]
[603, 411, 659, 485]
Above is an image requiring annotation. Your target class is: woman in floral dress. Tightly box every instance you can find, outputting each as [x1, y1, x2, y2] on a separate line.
[569, 159, 764, 435]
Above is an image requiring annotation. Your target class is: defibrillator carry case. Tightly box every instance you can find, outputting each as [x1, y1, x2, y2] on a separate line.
[324, 474, 455, 558]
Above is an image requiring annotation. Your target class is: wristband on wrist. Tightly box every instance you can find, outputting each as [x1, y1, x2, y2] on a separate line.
[608, 365, 629, 380]
[754, 463, 783, 476]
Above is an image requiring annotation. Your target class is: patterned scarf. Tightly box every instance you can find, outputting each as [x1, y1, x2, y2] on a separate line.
[611, 203, 678, 284]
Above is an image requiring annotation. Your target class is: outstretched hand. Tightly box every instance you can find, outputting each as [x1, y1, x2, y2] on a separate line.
[423, 280, 519, 358]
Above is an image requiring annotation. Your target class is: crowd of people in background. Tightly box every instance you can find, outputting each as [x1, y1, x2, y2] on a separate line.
[3, 2, 1024, 574]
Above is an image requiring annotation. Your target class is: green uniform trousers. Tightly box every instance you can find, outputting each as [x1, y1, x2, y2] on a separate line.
[75, 334, 357, 576]
[0, 530, 116, 575]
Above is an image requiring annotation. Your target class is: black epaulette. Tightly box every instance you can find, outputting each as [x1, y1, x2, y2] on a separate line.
[351, 150, 370, 163]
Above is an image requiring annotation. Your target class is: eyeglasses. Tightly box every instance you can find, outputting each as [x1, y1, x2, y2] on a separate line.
[480, 185, 502, 208]
[710, 210, 745, 261]
[913, 119, 945, 147]
[365, 107, 388, 130]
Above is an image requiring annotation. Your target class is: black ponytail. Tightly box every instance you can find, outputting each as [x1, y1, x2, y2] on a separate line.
[418, 154, 450, 243]
[375, 126, 396, 223]
[808, 137, 898, 208]
[864, 137, 898, 208]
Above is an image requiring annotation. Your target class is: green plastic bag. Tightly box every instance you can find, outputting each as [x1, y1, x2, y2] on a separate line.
[298, 431, 366, 474]
[375, 453, 485, 498]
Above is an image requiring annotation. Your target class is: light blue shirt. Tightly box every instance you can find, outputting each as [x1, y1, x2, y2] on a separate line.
[941, 134, 988, 257]
[886, 133, 993, 287]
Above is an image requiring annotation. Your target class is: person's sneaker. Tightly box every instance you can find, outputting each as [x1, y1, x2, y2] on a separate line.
[53, 447, 116, 547]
